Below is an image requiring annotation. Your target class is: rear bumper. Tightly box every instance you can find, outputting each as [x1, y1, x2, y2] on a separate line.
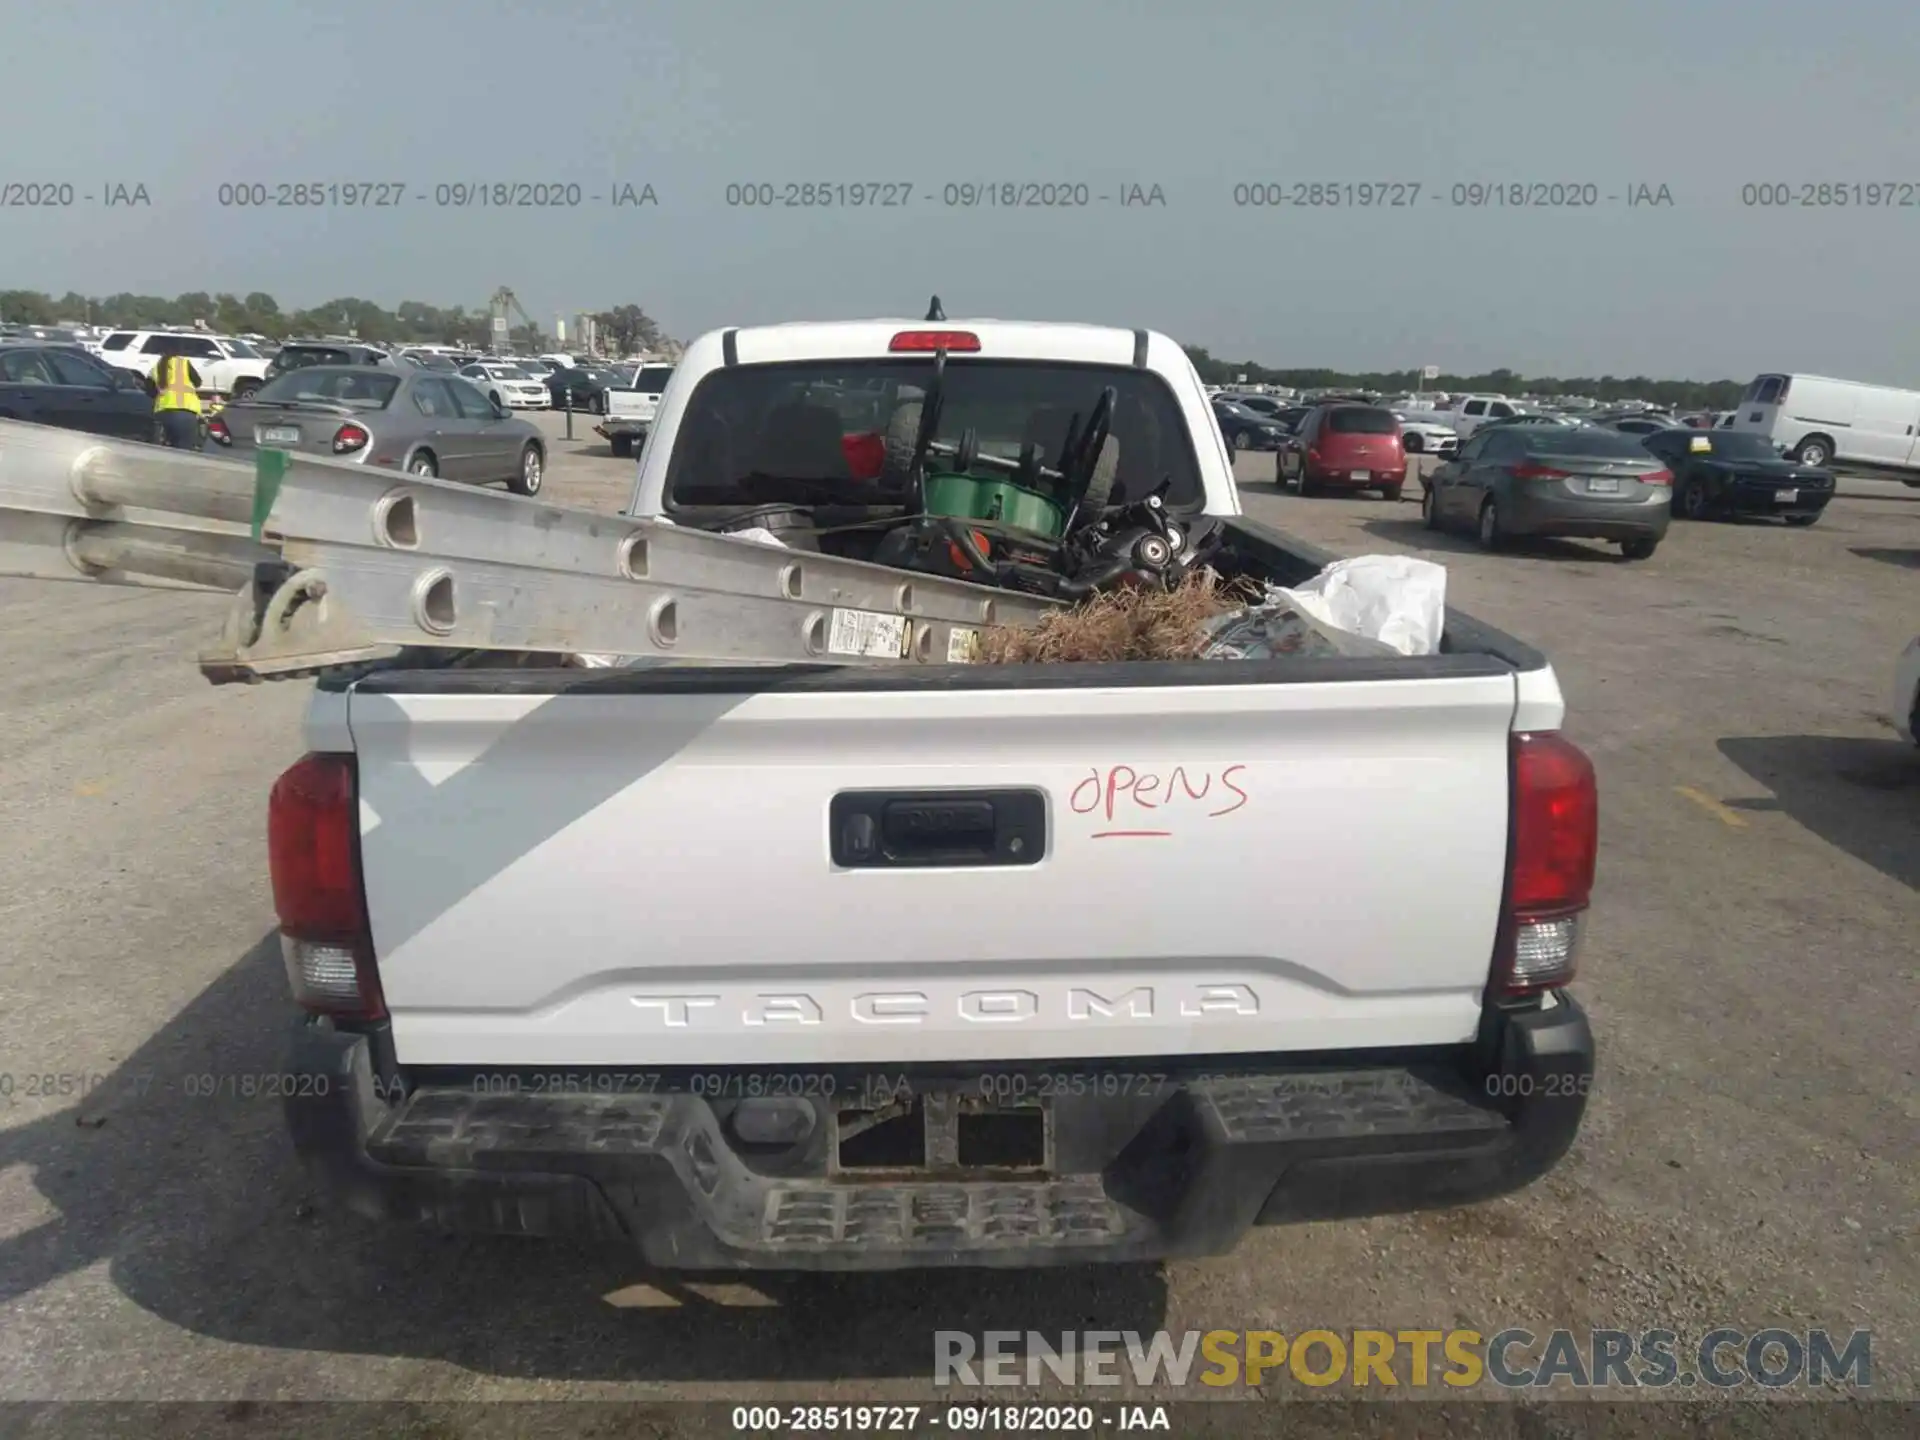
[1301, 465, 1408, 488]
[1503, 487, 1670, 540]
[284, 996, 1595, 1269]
[1717, 482, 1834, 517]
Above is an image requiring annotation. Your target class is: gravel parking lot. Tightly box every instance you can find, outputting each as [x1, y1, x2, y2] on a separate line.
[0, 412, 1913, 1408]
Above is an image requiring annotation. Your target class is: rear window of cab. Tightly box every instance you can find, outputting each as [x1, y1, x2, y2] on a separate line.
[662, 359, 1204, 512]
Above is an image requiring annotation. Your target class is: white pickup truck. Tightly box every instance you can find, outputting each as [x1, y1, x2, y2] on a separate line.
[277, 315, 1598, 1268]
[595, 361, 676, 456]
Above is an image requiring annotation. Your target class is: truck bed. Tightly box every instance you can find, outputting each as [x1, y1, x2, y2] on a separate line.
[318, 518, 1560, 1070]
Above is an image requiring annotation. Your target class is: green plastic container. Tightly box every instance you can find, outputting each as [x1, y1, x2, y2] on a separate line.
[922, 471, 1065, 539]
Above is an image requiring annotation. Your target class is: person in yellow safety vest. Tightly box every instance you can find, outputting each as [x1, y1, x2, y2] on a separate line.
[150, 353, 204, 449]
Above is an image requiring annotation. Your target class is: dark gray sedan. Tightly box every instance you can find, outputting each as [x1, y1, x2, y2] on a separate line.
[1421, 424, 1673, 559]
[209, 365, 547, 495]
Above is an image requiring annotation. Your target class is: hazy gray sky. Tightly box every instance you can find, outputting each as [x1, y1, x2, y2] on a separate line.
[6, 0, 1917, 379]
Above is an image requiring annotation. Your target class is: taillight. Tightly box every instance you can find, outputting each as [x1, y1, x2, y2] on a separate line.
[1493, 732, 1597, 997]
[1639, 468, 1672, 487]
[1509, 463, 1570, 480]
[889, 330, 980, 352]
[268, 753, 384, 1019]
[1306, 447, 1322, 466]
[207, 416, 231, 446]
[332, 422, 370, 454]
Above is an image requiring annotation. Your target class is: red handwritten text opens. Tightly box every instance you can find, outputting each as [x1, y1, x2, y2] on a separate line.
[1068, 764, 1249, 837]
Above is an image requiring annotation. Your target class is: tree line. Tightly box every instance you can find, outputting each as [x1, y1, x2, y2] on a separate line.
[0, 290, 669, 356]
[0, 289, 1747, 405]
[1184, 347, 1750, 411]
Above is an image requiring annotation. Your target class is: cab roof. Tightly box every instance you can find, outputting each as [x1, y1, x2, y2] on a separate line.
[684, 318, 1171, 371]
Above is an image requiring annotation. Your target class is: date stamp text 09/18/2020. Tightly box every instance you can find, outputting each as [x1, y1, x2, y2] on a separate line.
[7, 178, 1920, 209]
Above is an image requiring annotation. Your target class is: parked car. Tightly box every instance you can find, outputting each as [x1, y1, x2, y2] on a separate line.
[1213, 399, 1289, 452]
[265, 341, 397, 380]
[597, 361, 677, 455]
[1638, 427, 1835, 526]
[1389, 410, 1460, 457]
[0, 342, 157, 440]
[546, 365, 622, 412]
[1422, 424, 1671, 559]
[97, 330, 270, 399]
[1592, 412, 1679, 435]
[1479, 413, 1592, 432]
[457, 361, 550, 410]
[398, 351, 460, 372]
[1218, 393, 1290, 419]
[1445, 395, 1536, 439]
[1277, 404, 1408, 499]
[208, 365, 547, 494]
[1892, 637, 1920, 747]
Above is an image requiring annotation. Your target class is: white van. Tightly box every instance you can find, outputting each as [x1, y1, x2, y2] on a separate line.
[1730, 373, 1920, 483]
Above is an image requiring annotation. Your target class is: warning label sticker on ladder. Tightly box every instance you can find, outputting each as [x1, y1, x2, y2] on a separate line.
[827, 607, 909, 659]
[947, 628, 981, 664]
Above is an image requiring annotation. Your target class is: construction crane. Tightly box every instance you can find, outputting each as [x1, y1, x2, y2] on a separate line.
[488, 287, 540, 354]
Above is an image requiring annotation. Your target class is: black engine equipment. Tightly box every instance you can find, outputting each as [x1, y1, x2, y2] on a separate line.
[870, 332, 1216, 599]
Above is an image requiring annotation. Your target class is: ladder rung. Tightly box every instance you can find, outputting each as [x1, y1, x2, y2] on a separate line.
[224, 536, 1000, 673]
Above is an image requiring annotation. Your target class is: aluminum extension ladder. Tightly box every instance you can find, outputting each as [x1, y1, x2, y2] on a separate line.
[0, 419, 1064, 684]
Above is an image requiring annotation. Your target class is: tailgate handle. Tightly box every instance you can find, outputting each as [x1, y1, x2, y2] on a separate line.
[831, 789, 1045, 869]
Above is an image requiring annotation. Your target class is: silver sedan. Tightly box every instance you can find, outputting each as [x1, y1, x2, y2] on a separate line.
[210, 365, 547, 495]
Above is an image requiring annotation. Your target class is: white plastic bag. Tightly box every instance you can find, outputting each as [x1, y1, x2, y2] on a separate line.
[1277, 554, 1447, 656]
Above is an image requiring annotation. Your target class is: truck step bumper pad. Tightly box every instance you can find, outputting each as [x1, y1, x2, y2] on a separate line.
[285, 1000, 1592, 1268]
[765, 1181, 1127, 1249]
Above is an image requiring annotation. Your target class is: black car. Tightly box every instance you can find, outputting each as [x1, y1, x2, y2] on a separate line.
[0, 342, 156, 440]
[546, 365, 623, 412]
[264, 341, 396, 380]
[1212, 399, 1289, 451]
[1593, 412, 1679, 435]
[1639, 428, 1834, 526]
[1219, 393, 1290, 419]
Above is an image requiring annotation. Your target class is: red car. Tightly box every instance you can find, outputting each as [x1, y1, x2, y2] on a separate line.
[1277, 404, 1408, 500]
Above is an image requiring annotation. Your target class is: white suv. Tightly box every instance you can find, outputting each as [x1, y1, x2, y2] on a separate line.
[97, 330, 271, 398]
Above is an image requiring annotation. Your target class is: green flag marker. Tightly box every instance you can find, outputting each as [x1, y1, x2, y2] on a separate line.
[252, 448, 289, 541]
